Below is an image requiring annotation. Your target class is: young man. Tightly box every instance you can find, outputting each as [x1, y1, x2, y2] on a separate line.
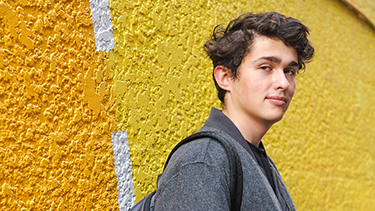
[155, 12, 314, 210]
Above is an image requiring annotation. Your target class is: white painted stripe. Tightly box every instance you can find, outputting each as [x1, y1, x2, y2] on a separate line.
[89, 0, 115, 52]
[111, 130, 135, 211]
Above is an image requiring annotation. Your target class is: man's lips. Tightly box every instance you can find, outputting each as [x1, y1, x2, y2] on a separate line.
[266, 96, 287, 105]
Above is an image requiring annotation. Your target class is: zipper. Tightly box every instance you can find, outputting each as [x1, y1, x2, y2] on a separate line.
[269, 163, 291, 211]
[278, 181, 291, 211]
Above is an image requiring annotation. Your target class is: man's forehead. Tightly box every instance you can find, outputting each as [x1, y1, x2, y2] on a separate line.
[246, 36, 298, 63]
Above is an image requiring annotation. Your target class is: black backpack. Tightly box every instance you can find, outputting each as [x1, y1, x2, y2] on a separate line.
[130, 131, 243, 211]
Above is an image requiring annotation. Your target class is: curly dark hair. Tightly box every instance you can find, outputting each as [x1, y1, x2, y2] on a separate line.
[204, 12, 315, 103]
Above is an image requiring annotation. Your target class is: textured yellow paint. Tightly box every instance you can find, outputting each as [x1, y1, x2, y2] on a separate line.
[110, 0, 375, 210]
[0, 0, 118, 210]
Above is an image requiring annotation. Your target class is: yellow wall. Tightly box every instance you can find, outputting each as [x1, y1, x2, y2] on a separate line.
[0, 0, 118, 210]
[109, 0, 375, 210]
[1, 0, 375, 210]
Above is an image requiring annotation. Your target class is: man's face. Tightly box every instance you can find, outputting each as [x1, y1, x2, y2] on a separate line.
[225, 35, 298, 126]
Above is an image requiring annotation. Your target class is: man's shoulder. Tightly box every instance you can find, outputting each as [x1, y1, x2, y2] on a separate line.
[164, 126, 249, 176]
[168, 133, 230, 168]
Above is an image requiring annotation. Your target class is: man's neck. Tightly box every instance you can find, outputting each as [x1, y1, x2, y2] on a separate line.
[222, 108, 272, 147]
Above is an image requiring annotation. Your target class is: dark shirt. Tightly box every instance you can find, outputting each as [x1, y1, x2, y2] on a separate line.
[203, 107, 276, 193]
[247, 141, 276, 192]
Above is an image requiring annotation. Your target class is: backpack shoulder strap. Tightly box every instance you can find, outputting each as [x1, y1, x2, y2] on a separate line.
[162, 131, 243, 211]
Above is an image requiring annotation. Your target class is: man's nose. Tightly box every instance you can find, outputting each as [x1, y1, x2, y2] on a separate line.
[273, 69, 289, 90]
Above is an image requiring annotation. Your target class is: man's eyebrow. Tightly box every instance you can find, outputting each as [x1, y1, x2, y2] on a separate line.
[288, 61, 299, 67]
[253, 56, 299, 67]
[253, 56, 282, 64]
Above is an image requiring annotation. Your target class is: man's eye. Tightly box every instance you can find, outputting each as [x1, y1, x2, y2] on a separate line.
[260, 66, 272, 71]
[284, 69, 296, 76]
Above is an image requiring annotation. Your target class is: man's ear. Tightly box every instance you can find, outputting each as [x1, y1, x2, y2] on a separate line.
[214, 65, 232, 92]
